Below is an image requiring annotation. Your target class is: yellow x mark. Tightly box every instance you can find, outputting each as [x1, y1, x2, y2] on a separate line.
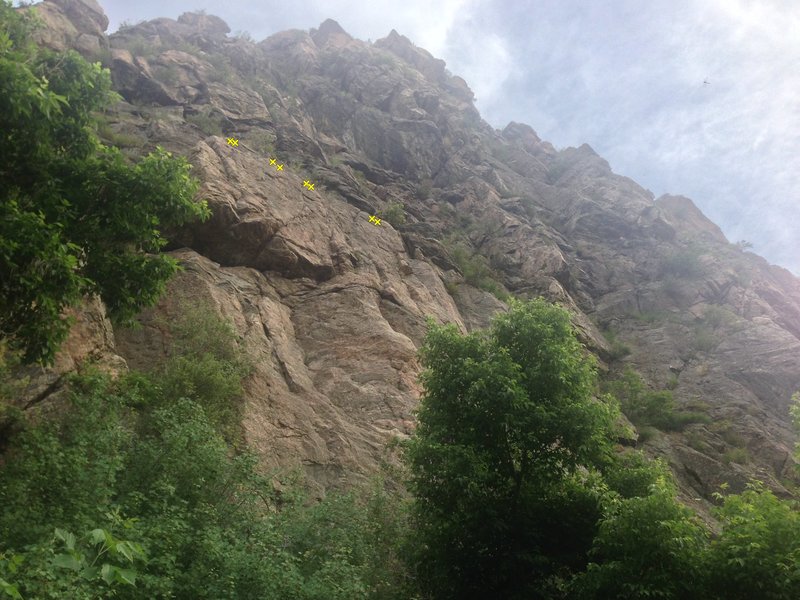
[277, 164, 284, 171]
[269, 158, 276, 165]
[226, 137, 239, 146]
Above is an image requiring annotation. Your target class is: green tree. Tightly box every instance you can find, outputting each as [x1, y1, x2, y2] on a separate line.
[0, 2, 209, 364]
[704, 484, 800, 599]
[572, 477, 708, 600]
[0, 300, 414, 599]
[405, 298, 618, 599]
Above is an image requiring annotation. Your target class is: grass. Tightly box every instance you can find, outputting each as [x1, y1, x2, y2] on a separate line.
[723, 447, 750, 465]
[686, 431, 712, 453]
[631, 310, 671, 324]
[710, 420, 749, 449]
[637, 426, 659, 443]
[122, 34, 161, 59]
[703, 305, 735, 329]
[416, 178, 433, 198]
[95, 120, 145, 149]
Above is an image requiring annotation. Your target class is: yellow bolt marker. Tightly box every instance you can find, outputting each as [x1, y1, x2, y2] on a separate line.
[369, 215, 381, 226]
[226, 137, 239, 146]
[277, 164, 284, 171]
[269, 158, 276, 165]
[308, 183, 314, 191]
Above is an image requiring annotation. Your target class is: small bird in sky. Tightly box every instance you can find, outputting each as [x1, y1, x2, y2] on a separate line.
[703, 79, 710, 85]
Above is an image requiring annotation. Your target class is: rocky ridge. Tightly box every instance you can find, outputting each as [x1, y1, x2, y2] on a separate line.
[17, 0, 800, 509]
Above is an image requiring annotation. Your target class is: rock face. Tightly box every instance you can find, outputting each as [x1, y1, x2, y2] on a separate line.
[23, 0, 108, 54]
[25, 2, 800, 507]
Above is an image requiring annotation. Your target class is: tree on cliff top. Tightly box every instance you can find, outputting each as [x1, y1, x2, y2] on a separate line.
[0, 1, 209, 364]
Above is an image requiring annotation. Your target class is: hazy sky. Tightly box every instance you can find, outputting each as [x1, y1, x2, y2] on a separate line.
[96, 0, 799, 274]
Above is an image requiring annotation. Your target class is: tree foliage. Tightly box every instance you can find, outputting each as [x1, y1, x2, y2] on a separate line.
[705, 484, 800, 599]
[406, 298, 619, 598]
[0, 302, 415, 599]
[0, 1, 209, 364]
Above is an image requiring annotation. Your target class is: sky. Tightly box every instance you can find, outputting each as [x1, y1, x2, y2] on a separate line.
[94, 0, 799, 274]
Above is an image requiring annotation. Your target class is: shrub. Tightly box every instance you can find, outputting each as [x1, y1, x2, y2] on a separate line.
[416, 178, 433, 198]
[705, 484, 800, 599]
[382, 201, 406, 225]
[151, 301, 251, 441]
[702, 305, 738, 330]
[444, 239, 509, 300]
[601, 327, 631, 360]
[692, 325, 718, 352]
[662, 247, 705, 278]
[723, 447, 749, 465]
[186, 108, 224, 136]
[151, 63, 180, 85]
[247, 129, 276, 155]
[606, 368, 709, 432]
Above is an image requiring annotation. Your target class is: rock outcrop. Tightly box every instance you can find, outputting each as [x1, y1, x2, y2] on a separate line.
[21, 2, 800, 508]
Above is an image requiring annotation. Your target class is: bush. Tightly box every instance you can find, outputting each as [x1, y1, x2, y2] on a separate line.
[605, 368, 709, 432]
[416, 178, 433, 198]
[382, 201, 406, 225]
[602, 327, 631, 360]
[186, 108, 225, 136]
[723, 447, 749, 465]
[247, 128, 276, 155]
[705, 484, 800, 599]
[662, 246, 706, 278]
[0, 316, 415, 598]
[693, 326, 718, 352]
[444, 238, 509, 301]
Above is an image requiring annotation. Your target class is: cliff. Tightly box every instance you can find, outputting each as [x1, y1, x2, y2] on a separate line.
[19, 0, 800, 510]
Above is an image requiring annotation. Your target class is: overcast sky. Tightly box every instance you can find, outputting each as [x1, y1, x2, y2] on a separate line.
[96, 0, 800, 274]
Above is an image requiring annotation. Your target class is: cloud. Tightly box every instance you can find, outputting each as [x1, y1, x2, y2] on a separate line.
[98, 0, 800, 273]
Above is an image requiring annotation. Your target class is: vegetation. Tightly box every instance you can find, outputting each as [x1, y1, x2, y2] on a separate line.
[604, 368, 710, 432]
[601, 327, 631, 360]
[186, 107, 225, 136]
[0, 303, 413, 599]
[0, 2, 209, 364]
[246, 128, 276, 155]
[444, 237, 510, 301]
[406, 301, 800, 599]
[406, 299, 619, 598]
[661, 245, 706, 278]
[382, 201, 407, 225]
[3, 5, 800, 598]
